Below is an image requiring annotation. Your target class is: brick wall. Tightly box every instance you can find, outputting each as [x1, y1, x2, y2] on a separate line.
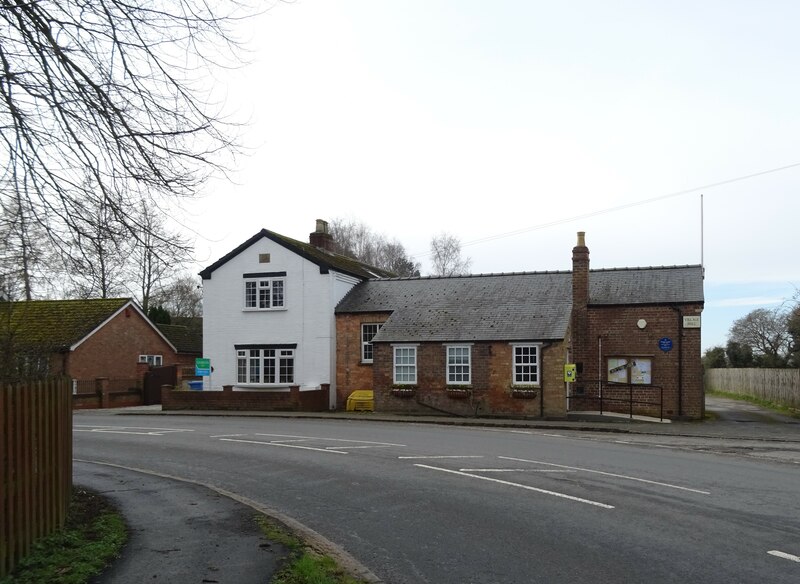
[572, 303, 703, 419]
[162, 384, 330, 411]
[335, 312, 391, 408]
[370, 340, 568, 418]
[61, 307, 179, 380]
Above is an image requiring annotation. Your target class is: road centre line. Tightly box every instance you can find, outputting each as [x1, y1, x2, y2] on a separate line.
[499, 456, 710, 495]
[326, 445, 395, 450]
[254, 433, 405, 447]
[398, 455, 484, 459]
[460, 468, 576, 473]
[219, 438, 347, 454]
[74, 429, 173, 436]
[74, 425, 193, 433]
[415, 464, 614, 509]
[768, 550, 800, 563]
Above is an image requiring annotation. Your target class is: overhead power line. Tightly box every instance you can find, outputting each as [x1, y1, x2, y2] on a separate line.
[411, 160, 800, 258]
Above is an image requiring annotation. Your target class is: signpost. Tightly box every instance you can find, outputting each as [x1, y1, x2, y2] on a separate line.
[195, 358, 211, 376]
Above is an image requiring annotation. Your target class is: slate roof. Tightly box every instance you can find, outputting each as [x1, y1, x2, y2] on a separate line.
[335, 265, 704, 343]
[1, 298, 134, 351]
[589, 265, 705, 305]
[156, 323, 202, 354]
[199, 229, 395, 281]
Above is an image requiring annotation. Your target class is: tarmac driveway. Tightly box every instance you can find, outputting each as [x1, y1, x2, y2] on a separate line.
[705, 394, 800, 424]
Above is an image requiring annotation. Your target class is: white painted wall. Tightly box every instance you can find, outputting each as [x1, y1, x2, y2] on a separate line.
[202, 235, 361, 399]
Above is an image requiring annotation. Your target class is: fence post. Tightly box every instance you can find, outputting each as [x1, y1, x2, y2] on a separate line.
[95, 377, 110, 409]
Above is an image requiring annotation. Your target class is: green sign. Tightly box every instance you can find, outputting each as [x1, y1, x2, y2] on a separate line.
[195, 358, 211, 376]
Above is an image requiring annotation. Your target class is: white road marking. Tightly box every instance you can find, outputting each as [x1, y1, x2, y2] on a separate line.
[219, 438, 347, 454]
[326, 445, 395, 450]
[254, 433, 405, 447]
[75, 425, 193, 433]
[459, 468, 576, 473]
[74, 426, 194, 436]
[415, 464, 614, 509]
[209, 434, 246, 438]
[768, 550, 800, 563]
[398, 455, 484, 460]
[499, 456, 710, 495]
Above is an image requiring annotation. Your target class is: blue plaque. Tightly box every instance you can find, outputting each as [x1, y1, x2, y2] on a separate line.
[658, 337, 673, 352]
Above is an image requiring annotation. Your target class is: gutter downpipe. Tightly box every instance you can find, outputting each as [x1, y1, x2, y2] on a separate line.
[670, 304, 683, 418]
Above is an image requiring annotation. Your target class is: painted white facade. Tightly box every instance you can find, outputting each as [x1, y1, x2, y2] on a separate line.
[201, 233, 363, 408]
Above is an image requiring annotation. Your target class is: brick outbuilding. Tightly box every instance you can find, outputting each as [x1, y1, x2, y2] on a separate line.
[335, 233, 704, 420]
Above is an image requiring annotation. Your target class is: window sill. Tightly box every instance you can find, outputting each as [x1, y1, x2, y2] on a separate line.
[242, 308, 288, 313]
[235, 384, 291, 391]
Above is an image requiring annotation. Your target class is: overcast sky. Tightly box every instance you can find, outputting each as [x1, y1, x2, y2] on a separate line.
[188, 1, 800, 351]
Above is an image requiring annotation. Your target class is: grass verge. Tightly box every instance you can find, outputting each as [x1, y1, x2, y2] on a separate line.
[707, 390, 800, 418]
[256, 516, 368, 584]
[0, 487, 126, 584]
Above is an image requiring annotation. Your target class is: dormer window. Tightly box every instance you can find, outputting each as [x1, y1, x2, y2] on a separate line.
[243, 272, 286, 310]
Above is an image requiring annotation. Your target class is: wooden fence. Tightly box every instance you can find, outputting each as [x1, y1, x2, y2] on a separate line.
[0, 378, 73, 578]
[705, 368, 800, 409]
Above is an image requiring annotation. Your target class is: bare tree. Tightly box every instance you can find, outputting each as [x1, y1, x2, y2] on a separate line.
[430, 232, 471, 277]
[0, 190, 53, 299]
[152, 273, 202, 319]
[128, 208, 193, 312]
[0, 0, 253, 283]
[330, 218, 420, 277]
[62, 197, 128, 299]
[728, 307, 790, 367]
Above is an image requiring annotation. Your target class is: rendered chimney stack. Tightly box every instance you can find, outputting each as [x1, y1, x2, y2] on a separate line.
[309, 219, 335, 251]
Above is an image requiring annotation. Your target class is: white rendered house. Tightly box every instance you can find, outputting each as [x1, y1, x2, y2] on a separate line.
[199, 220, 390, 408]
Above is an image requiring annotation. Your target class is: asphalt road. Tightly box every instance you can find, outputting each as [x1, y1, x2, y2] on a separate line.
[73, 413, 800, 584]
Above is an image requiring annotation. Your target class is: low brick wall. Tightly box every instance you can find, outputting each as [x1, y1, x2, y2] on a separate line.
[162, 384, 330, 412]
[71, 378, 144, 410]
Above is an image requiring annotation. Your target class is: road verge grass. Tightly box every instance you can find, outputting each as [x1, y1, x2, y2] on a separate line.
[256, 516, 368, 584]
[0, 487, 126, 584]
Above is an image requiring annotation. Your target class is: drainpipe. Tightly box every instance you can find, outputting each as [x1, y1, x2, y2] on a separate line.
[669, 305, 683, 418]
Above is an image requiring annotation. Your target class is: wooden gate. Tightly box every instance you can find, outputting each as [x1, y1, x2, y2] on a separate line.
[143, 365, 177, 405]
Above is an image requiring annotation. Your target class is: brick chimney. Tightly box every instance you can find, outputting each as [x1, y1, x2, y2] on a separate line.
[309, 219, 335, 252]
[572, 231, 589, 309]
[571, 231, 590, 379]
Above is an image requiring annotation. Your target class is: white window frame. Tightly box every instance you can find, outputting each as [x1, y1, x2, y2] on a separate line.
[138, 354, 163, 366]
[361, 323, 382, 363]
[393, 345, 418, 385]
[511, 343, 540, 386]
[236, 348, 295, 385]
[446, 344, 471, 385]
[243, 276, 286, 310]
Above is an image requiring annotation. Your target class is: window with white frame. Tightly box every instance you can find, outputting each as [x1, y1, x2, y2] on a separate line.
[361, 323, 382, 363]
[446, 345, 471, 384]
[243, 273, 286, 310]
[393, 345, 417, 384]
[138, 354, 163, 366]
[236, 347, 295, 384]
[512, 344, 539, 385]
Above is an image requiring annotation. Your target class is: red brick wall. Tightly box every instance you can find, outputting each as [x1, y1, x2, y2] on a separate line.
[370, 340, 568, 418]
[61, 307, 179, 380]
[335, 312, 391, 408]
[162, 384, 330, 411]
[572, 303, 704, 419]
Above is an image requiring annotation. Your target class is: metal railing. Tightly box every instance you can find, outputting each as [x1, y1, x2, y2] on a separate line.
[567, 380, 664, 421]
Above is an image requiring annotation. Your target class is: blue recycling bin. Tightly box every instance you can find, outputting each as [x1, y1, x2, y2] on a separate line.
[188, 380, 203, 391]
